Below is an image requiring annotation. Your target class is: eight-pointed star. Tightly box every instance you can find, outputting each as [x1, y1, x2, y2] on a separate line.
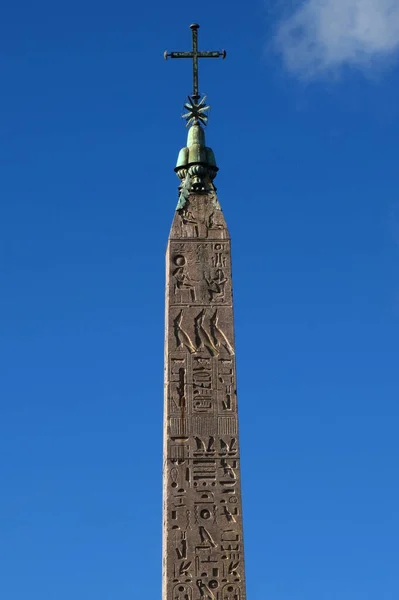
[182, 95, 210, 128]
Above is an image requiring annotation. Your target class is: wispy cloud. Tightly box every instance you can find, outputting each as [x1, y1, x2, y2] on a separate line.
[274, 0, 399, 78]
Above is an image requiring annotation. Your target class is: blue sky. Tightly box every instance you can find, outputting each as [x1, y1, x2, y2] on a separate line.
[1, 1, 399, 598]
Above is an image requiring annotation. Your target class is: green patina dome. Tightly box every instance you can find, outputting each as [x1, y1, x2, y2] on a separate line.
[175, 123, 218, 172]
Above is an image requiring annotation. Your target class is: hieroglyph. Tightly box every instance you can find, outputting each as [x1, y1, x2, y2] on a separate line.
[163, 192, 246, 600]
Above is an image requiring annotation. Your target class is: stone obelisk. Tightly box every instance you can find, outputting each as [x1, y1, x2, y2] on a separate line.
[163, 25, 247, 600]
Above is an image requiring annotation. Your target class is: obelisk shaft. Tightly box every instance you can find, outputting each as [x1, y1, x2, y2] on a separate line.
[163, 191, 247, 600]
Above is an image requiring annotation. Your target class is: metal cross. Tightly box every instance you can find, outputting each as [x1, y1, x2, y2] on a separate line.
[164, 23, 226, 101]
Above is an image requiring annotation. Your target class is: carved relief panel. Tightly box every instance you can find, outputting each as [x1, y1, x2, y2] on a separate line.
[169, 242, 232, 307]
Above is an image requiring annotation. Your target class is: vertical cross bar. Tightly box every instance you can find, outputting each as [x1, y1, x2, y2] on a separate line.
[191, 23, 200, 100]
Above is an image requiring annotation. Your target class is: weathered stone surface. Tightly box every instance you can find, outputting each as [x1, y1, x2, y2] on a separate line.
[163, 191, 247, 600]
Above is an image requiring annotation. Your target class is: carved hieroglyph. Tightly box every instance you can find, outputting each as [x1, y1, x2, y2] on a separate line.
[163, 192, 247, 600]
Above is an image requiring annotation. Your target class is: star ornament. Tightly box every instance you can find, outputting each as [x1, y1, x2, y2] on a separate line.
[182, 95, 210, 128]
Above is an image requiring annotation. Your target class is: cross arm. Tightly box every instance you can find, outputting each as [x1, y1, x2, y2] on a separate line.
[199, 50, 227, 59]
[164, 50, 226, 59]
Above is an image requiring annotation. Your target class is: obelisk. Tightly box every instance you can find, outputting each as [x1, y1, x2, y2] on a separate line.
[163, 25, 247, 600]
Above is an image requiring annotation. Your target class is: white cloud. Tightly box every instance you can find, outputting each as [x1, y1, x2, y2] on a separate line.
[274, 0, 399, 78]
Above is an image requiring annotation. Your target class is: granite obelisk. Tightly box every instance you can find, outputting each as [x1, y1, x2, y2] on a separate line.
[163, 25, 247, 600]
